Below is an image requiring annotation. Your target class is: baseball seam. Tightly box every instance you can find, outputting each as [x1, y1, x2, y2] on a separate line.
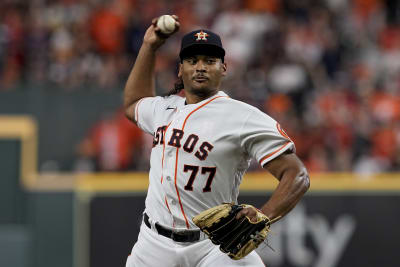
[162, 16, 173, 33]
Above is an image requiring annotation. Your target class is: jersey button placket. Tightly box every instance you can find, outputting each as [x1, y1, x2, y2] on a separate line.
[164, 109, 188, 227]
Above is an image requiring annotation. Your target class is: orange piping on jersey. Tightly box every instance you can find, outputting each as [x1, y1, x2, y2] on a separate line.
[173, 95, 228, 229]
[182, 96, 227, 129]
[161, 122, 172, 184]
[259, 141, 291, 165]
[165, 196, 172, 213]
[276, 122, 292, 141]
[134, 98, 145, 123]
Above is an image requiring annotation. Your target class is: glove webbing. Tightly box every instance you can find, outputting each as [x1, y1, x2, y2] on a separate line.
[204, 205, 243, 238]
[221, 219, 268, 254]
[213, 217, 248, 246]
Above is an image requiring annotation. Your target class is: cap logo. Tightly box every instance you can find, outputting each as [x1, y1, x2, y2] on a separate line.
[194, 30, 209, 41]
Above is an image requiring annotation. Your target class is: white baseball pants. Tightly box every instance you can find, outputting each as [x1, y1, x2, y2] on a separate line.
[125, 222, 266, 267]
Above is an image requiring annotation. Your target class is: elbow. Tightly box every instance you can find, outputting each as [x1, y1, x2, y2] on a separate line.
[298, 167, 310, 193]
[124, 104, 135, 122]
[123, 95, 133, 110]
[281, 164, 310, 195]
[124, 107, 132, 120]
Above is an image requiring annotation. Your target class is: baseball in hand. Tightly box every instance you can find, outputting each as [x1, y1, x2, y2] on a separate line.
[157, 15, 176, 34]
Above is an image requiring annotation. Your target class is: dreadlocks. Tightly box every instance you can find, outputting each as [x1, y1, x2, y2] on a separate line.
[163, 77, 184, 96]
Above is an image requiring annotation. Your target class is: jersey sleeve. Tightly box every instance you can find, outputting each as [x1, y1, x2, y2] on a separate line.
[239, 109, 295, 167]
[134, 96, 164, 135]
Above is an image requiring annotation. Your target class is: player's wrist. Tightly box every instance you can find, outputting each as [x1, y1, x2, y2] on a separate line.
[259, 207, 274, 220]
[142, 41, 163, 52]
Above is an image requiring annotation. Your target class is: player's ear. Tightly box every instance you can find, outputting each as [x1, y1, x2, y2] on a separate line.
[221, 62, 227, 76]
[178, 63, 183, 78]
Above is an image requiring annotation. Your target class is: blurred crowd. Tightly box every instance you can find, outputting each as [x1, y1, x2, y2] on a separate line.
[1, 0, 400, 173]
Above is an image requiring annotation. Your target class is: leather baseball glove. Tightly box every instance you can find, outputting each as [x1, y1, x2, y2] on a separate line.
[192, 203, 272, 260]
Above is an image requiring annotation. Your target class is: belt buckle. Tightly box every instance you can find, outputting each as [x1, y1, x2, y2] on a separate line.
[171, 230, 190, 242]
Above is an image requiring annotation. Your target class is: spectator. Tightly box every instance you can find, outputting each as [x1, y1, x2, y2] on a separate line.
[75, 109, 144, 172]
[0, 0, 399, 171]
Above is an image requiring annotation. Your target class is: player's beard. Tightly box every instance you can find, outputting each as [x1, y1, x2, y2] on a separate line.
[191, 87, 215, 98]
[188, 79, 218, 98]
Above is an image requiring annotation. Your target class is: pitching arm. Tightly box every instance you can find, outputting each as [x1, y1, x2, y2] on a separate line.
[124, 16, 180, 123]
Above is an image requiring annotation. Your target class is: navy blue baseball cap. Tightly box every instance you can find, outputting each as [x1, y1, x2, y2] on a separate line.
[179, 29, 225, 61]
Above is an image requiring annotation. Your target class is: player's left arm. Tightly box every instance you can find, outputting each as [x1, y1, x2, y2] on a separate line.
[237, 151, 310, 223]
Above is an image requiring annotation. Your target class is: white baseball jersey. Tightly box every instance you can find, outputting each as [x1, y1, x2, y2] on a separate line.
[134, 90, 295, 229]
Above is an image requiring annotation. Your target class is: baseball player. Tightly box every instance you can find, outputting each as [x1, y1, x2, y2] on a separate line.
[123, 16, 310, 267]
